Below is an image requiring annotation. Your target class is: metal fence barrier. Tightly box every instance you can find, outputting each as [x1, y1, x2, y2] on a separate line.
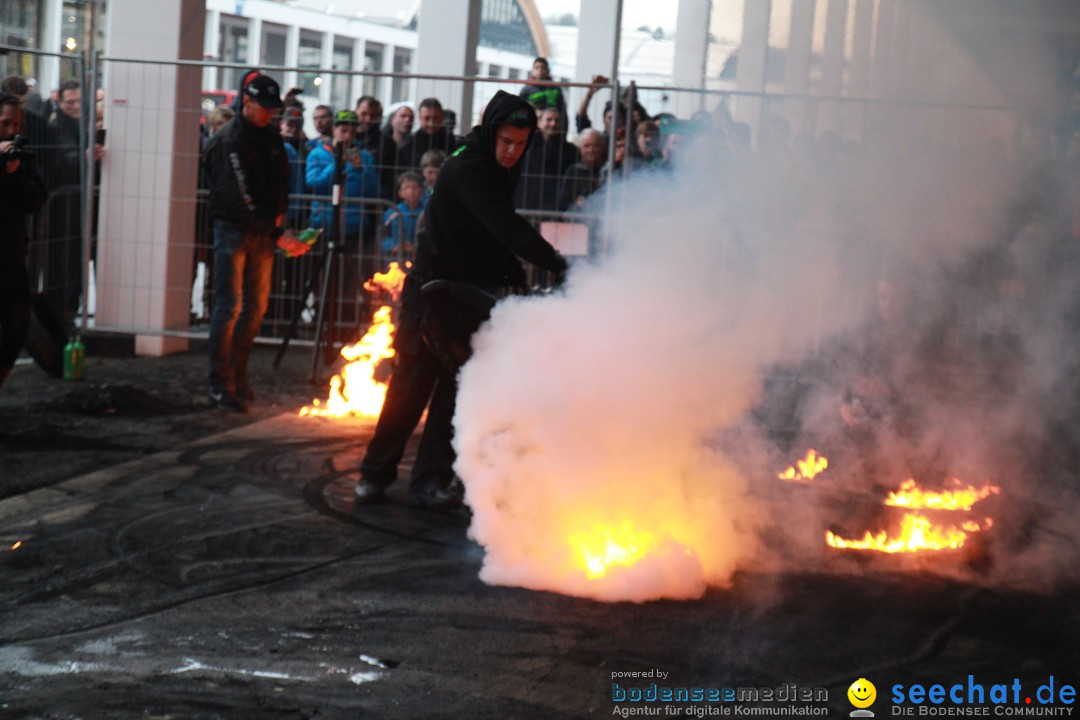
[7, 50, 1035, 354]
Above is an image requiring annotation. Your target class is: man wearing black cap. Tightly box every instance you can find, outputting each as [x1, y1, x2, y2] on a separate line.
[0, 92, 48, 391]
[202, 70, 291, 412]
[353, 89, 568, 509]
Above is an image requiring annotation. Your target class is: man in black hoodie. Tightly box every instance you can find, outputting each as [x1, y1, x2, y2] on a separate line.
[354, 90, 568, 509]
[202, 71, 290, 413]
[0, 92, 49, 390]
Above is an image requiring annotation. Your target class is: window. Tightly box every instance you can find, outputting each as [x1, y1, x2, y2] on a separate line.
[391, 48, 412, 104]
[298, 32, 322, 97]
[262, 23, 287, 67]
[364, 43, 384, 99]
[0, 0, 42, 80]
[332, 42, 353, 111]
[219, 17, 249, 89]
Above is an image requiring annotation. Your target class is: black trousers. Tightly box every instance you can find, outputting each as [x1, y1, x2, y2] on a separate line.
[359, 275, 458, 489]
[0, 260, 31, 369]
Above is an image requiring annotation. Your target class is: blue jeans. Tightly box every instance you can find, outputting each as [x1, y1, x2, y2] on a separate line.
[207, 219, 275, 393]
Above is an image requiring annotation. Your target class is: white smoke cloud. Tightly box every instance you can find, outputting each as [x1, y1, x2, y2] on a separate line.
[453, 114, 1080, 601]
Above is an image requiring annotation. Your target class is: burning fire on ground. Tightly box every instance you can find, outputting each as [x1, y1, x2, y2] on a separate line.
[827, 477, 1000, 553]
[777, 449, 1001, 553]
[778, 448, 827, 482]
[299, 262, 409, 418]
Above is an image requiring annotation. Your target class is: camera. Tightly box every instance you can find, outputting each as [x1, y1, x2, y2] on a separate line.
[2, 134, 32, 161]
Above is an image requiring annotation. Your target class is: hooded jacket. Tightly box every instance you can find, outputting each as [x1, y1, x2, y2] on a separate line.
[202, 73, 289, 235]
[414, 90, 567, 288]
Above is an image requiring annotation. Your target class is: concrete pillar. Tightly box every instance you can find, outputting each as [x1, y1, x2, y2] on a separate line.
[320, 31, 333, 106]
[574, 0, 620, 130]
[379, 43, 394, 109]
[284, 24, 299, 94]
[248, 18, 263, 70]
[786, 0, 815, 134]
[40, 0, 65, 94]
[816, 0, 848, 134]
[415, 0, 480, 128]
[350, 38, 365, 107]
[672, 0, 711, 118]
[845, 0, 875, 141]
[734, 0, 770, 134]
[96, 0, 205, 356]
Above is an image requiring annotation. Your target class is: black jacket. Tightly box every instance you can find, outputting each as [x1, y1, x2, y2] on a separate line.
[0, 146, 48, 261]
[202, 113, 289, 235]
[518, 82, 568, 130]
[396, 128, 456, 173]
[515, 133, 580, 211]
[48, 110, 82, 188]
[358, 125, 398, 202]
[415, 90, 567, 288]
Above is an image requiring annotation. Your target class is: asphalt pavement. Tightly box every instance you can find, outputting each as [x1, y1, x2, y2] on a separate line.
[0, 342, 1078, 719]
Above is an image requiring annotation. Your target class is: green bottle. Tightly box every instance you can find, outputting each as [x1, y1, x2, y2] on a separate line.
[63, 335, 85, 381]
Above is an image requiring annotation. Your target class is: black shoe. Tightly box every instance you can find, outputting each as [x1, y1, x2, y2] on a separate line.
[353, 477, 386, 504]
[407, 478, 464, 510]
[209, 389, 250, 414]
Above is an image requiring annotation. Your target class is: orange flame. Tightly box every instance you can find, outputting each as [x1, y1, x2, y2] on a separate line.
[825, 512, 990, 553]
[569, 521, 659, 580]
[778, 448, 828, 482]
[826, 477, 998, 553]
[10, 540, 21, 551]
[363, 261, 409, 301]
[884, 478, 1000, 511]
[299, 305, 397, 418]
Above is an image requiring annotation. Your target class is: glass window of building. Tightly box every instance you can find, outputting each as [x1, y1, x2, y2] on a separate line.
[0, 0, 41, 80]
[298, 31, 322, 97]
[331, 41, 353, 111]
[363, 43, 384, 100]
[391, 47, 411, 104]
[262, 23, 287, 67]
[219, 16, 249, 90]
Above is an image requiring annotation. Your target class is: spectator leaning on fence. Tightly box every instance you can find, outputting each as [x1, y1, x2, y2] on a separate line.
[0, 92, 49, 391]
[355, 95, 398, 203]
[201, 70, 291, 413]
[559, 128, 606, 211]
[515, 106, 579, 212]
[397, 97, 456, 172]
[518, 57, 567, 130]
[279, 106, 309, 227]
[382, 170, 425, 257]
[47, 78, 103, 320]
[307, 104, 333, 150]
[419, 148, 445, 203]
[386, 103, 414, 148]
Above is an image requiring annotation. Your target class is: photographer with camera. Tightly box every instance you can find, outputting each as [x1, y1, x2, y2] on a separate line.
[0, 92, 49, 390]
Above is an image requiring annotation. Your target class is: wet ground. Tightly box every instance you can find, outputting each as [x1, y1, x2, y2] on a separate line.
[1, 341, 1078, 719]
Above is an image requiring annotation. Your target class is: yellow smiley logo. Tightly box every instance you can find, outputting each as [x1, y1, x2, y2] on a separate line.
[848, 678, 877, 708]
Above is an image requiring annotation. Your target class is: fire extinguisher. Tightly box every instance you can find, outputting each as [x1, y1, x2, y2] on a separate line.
[63, 335, 85, 381]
